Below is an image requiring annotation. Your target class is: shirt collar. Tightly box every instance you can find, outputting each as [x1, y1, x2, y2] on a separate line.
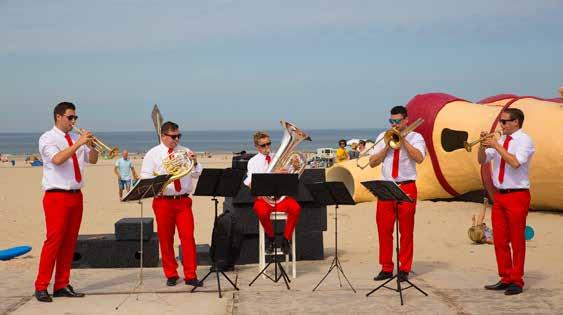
[52, 126, 66, 136]
[506, 128, 523, 139]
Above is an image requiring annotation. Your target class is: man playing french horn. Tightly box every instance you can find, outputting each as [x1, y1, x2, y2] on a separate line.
[140, 121, 203, 287]
[368, 106, 426, 283]
[244, 131, 302, 255]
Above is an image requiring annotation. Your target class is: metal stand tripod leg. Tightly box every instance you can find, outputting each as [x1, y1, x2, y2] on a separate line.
[366, 202, 427, 305]
[192, 197, 240, 298]
[313, 205, 355, 292]
[248, 199, 291, 290]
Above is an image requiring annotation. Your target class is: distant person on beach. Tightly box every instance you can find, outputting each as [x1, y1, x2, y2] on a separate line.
[357, 140, 367, 154]
[140, 121, 203, 287]
[478, 108, 535, 296]
[348, 143, 359, 159]
[114, 150, 138, 199]
[368, 105, 426, 283]
[35, 102, 98, 302]
[335, 139, 349, 163]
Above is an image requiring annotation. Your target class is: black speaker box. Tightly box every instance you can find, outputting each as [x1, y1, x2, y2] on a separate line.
[178, 244, 212, 266]
[72, 233, 159, 268]
[114, 217, 154, 241]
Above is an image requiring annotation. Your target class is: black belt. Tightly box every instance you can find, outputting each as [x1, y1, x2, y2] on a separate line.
[46, 189, 81, 194]
[396, 180, 415, 185]
[157, 194, 190, 200]
[498, 188, 529, 194]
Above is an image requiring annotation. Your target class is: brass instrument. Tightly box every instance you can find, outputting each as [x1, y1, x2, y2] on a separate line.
[463, 131, 501, 152]
[72, 126, 119, 159]
[161, 148, 194, 190]
[262, 121, 311, 206]
[356, 118, 424, 169]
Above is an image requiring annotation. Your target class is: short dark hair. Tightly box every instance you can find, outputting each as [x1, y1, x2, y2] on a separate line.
[390, 105, 408, 118]
[359, 140, 366, 146]
[53, 102, 75, 122]
[338, 139, 347, 145]
[503, 108, 524, 128]
[161, 121, 179, 135]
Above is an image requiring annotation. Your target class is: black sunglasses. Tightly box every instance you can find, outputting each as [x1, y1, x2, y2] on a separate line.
[63, 115, 78, 121]
[499, 118, 516, 125]
[164, 133, 182, 140]
[258, 142, 272, 148]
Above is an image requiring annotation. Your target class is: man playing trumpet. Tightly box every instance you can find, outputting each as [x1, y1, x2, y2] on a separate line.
[478, 108, 535, 295]
[35, 102, 98, 302]
[368, 106, 426, 283]
[140, 121, 203, 287]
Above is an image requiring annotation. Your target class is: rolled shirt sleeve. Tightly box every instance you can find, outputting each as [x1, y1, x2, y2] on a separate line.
[514, 135, 535, 165]
[411, 133, 426, 158]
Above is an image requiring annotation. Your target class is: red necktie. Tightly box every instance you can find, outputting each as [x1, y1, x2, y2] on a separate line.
[168, 148, 182, 192]
[391, 149, 400, 178]
[265, 155, 271, 165]
[498, 135, 512, 184]
[64, 134, 82, 183]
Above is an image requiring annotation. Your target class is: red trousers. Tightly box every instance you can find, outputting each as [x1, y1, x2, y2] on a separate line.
[35, 191, 83, 291]
[253, 197, 301, 240]
[376, 182, 417, 273]
[492, 190, 530, 288]
[152, 196, 197, 280]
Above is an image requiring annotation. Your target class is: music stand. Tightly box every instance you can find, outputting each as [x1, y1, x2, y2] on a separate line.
[248, 173, 298, 290]
[115, 175, 171, 310]
[361, 180, 428, 305]
[307, 181, 356, 293]
[191, 168, 245, 298]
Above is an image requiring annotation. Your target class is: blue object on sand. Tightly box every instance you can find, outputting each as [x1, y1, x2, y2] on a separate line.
[0, 246, 32, 261]
[525, 225, 535, 241]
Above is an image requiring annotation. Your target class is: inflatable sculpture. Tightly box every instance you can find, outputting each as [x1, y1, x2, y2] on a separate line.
[327, 92, 563, 210]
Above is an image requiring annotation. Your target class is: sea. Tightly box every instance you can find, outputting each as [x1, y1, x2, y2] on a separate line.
[0, 128, 385, 155]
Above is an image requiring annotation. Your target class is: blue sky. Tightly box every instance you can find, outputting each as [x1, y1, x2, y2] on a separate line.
[1, 1, 562, 132]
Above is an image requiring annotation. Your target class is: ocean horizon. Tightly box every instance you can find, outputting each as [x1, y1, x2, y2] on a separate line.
[0, 128, 386, 155]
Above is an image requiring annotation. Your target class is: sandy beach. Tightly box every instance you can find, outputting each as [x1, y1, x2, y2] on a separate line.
[1, 154, 562, 314]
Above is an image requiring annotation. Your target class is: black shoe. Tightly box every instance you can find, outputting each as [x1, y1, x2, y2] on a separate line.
[53, 285, 85, 298]
[281, 238, 291, 255]
[484, 281, 511, 290]
[266, 237, 275, 254]
[35, 290, 52, 302]
[398, 271, 409, 282]
[166, 277, 179, 286]
[373, 271, 393, 281]
[504, 284, 523, 295]
[185, 278, 203, 287]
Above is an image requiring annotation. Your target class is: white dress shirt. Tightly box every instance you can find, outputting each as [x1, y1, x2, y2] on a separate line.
[39, 126, 91, 190]
[485, 129, 535, 189]
[244, 153, 273, 187]
[369, 131, 426, 182]
[140, 143, 203, 196]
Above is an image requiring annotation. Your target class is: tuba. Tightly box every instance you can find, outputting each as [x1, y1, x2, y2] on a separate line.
[261, 121, 311, 206]
[72, 126, 119, 159]
[160, 148, 194, 192]
[356, 118, 424, 169]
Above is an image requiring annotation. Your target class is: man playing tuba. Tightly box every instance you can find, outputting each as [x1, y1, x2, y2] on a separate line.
[140, 121, 203, 287]
[244, 131, 302, 256]
[368, 105, 426, 283]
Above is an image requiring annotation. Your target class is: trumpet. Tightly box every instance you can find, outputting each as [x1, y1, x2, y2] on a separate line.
[463, 131, 502, 152]
[73, 126, 119, 159]
[356, 118, 424, 169]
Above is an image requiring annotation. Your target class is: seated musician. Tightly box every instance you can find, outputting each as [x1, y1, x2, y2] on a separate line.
[243, 131, 301, 255]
